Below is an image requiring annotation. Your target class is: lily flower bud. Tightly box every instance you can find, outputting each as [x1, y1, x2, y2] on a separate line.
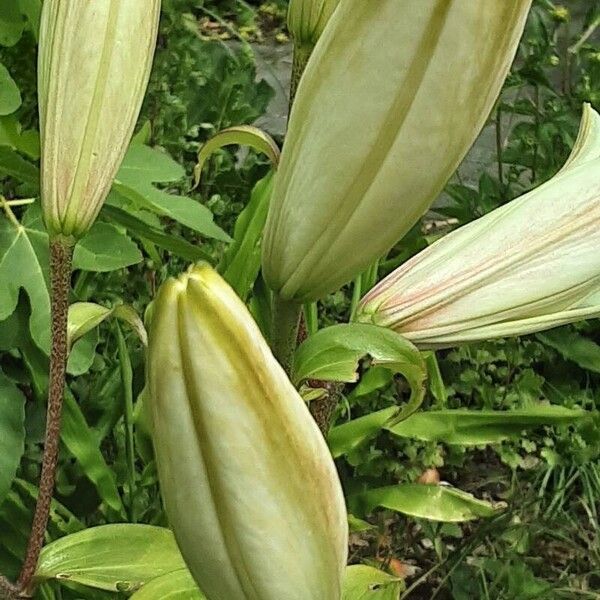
[38, 0, 161, 239]
[357, 105, 600, 348]
[147, 264, 348, 600]
[287, 0, 340, 49]
[262, 0, 532, 302]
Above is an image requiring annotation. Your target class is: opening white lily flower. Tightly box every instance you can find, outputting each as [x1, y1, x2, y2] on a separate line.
[357, 105, 600, 348]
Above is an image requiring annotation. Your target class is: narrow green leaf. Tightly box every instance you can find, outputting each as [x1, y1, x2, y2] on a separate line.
[423, 351, 446, 404]
[0, 146, 39, 186]
[354, 484, 501, 522]
[220, 172, 273, 300]
[130, 570, 205, 600]
[388, 407, 588, 445]
[0, 63, 21, 115]
[328, 407, 397, 459]
[0, 115, 40, 157]
[193, 125, 280, 188]
[343, 565, 404, 600]
[61, 394, 124, 515]
[102, 203, 211, 263]
[35, 525, 187, 593]
[0, 372, 25, 505]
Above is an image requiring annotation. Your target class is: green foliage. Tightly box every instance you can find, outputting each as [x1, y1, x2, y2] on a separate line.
[0, 0, 598, 598]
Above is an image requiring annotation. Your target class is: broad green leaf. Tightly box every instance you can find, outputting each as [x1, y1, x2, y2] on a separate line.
[0, 63, 21, 115]
[66, 329, 99, 376]
[388, 407, 589, 445]
[0, 372, 25, 505]
[68, 302, 147, 348]
[354, 484, 500, 522]
[18, 0, 41, 40]
[0, 1, 25, 47]
[35, 525, 187, 593]
[0, 210, 50, 351]
[193, 125, 280, 188]
[61, 394, 124, 515]
[343, 565, 404, 600]
[538, 328, 600, 374]
[73, 222, 143, 272]
[294, 324, 427, 445]
[103, 202, 211, 263]
[329, 407, 397, 459]
[114, 144, 229, 242]
[220, 172, 273, 301]
[130, 570, 206, 600]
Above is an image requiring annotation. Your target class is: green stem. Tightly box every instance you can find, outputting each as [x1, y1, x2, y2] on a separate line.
[18, 238, 74, 594]
[349, 273, 363, 320]
[115, 323, 136, 523]
[303, 302, 319, 337]
[271, 296, 301, 374]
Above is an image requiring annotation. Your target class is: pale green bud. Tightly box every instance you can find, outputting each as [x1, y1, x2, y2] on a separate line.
[147, 264, 348, 600]
[287, 0, 340, 48]
[357, 105, 600, 348]
[38, 0, 161, 239]
[262, 0, 532, 302]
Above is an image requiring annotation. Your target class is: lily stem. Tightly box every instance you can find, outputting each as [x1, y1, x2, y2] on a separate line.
[17, 238, 73, 594]
[271, 297, 302, 375]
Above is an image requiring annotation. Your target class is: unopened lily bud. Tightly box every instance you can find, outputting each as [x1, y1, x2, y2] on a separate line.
[357, 105, 600, 348]
[38, 0, 161, 239]
[262, 0, 532, 302]
[287, 0, 340, 49]
[147, 264, 348, 600]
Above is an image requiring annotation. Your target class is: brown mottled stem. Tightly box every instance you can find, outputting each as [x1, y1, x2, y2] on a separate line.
[309, 383, 340, 436]
[17, 238, 73, 593]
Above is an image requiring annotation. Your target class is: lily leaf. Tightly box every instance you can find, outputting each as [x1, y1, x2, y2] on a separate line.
[130, 570, 206, 600]
[343, 565, 404, 600]
[35, 525, 186, 593]
[295, 324, 427, 454]
[219, 172, 273, 301]
[388, 406, 589, 445]
[354, 484, 501, 522]
[193, 125, 280, 188]
[68, 303, 147, 348]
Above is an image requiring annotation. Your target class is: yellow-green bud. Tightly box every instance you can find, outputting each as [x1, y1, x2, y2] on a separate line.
[357, 106, 600, 348]
[147, 264, 348, 600]
[262, 0, 533, 302]
[38, 0, 161, 239]
[287, 0, 340, 48]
